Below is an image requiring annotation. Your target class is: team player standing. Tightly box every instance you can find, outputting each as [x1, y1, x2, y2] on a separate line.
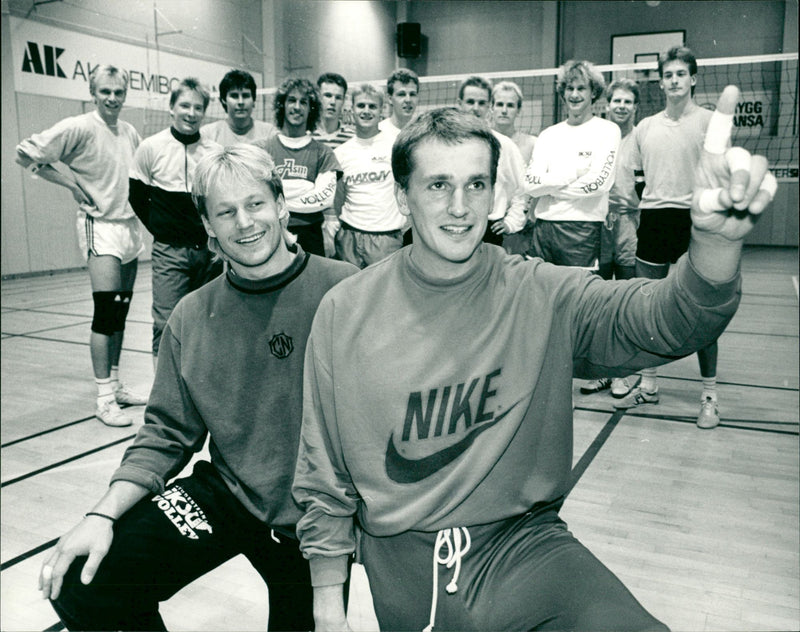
[614, 46, 727, 428]
[16, 65, 147, 427]
[334, 84, 405, 268]
[129, 78, 223, 366]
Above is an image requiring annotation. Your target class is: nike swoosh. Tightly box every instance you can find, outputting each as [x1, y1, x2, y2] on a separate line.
[384, 401, 522, 484]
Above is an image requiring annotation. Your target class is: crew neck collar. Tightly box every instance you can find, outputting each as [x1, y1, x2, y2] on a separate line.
[225, 246, 309, 294]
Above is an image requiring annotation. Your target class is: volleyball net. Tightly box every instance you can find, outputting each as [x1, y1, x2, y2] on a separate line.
[143, 53, 798, 177]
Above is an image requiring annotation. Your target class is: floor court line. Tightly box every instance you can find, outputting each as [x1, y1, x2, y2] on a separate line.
[3, 333, 152, 354]
[576, 405, 799, 435]
[1, 321, 93, 337]
[1, 539, 59, 571]
[1, 415, 97, 448]
[652, 374, 798, 392]
[3, 307, 152, 324]
[1, 435, 136, 488]
[567, 409, 625, 494]
[722, 329, 798, 338]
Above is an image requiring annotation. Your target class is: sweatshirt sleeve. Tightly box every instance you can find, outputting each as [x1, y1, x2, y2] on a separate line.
[523, 129, 574, 197]
[129, 142, 154, 227]
[287, 169, 338, 214]
[293, 299, 359, 587]
[568, 247, 741, 378]
[110, 312, 208, 493]
[16, 117, 85, 166]
[552, 123, 621, 200]
[496, 139, 527, 232]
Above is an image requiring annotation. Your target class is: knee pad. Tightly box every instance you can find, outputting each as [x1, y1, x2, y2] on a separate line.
[114, 291, 133, 332]
[91, 291, 131, 335]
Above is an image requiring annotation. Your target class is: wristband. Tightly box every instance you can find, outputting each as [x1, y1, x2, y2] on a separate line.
[85, 511, 116, 522]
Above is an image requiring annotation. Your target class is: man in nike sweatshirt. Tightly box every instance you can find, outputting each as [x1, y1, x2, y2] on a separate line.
[40, 145, 356, 631]
[293, 97, 776, 631]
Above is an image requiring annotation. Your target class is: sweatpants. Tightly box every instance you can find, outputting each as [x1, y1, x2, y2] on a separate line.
[51, 461, 313, 631]
[359, 504, 669, 631]
[151, 242, 223, 355]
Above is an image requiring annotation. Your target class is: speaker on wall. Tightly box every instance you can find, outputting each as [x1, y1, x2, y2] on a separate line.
[397, 22, 421, 58]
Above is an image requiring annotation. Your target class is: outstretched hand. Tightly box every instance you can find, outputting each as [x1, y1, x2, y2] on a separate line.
[691, 86, 777, 241]
[39, 515, 114, 601]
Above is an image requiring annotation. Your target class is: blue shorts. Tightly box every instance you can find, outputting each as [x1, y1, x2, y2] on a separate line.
[359, 505, 668, 631]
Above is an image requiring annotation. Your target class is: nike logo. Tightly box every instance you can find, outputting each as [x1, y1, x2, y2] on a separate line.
[384, 401, 521, 484]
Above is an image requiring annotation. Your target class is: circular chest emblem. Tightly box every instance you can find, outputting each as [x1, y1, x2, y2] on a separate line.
[269, 332, 294, 359]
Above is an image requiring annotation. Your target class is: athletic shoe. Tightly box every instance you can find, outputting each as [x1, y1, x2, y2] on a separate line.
[115, 384, 147, 406]
[96, 400, 133, 427]
[610, 377, 633, 398]
[613, 386, 659, 409]
[696, 397, 720, 429]
[580, 378, 612, 394]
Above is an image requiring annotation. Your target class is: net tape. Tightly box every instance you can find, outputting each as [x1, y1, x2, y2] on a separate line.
[140, 53, 798, 176]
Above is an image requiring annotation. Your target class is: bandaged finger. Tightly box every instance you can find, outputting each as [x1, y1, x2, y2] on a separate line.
[698, 188, 727, 213]
[725, 147, 752, 175]
[704, 112, 734, 155]
[758, 172, 778, 202]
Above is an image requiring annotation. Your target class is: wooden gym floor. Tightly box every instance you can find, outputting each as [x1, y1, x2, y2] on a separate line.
[1, 246, 798, 632]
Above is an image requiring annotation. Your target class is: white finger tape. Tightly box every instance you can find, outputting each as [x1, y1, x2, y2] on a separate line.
[704, 112, 734, 154]
[42, 565, 53, 579]
[725, 147, 751, 173]
[698, 188, 726, 213]
[759, 172, 778, 201]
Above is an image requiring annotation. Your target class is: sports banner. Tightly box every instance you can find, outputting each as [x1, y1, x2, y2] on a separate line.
[9, 16, 252, 107]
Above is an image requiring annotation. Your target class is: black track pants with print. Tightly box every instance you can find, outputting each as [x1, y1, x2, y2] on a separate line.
[51, 461, 313, 631]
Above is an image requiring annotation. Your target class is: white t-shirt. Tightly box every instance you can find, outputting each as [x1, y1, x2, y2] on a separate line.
[201, 119, 276, 147]
[525, 116, 621, 222]
[378, 118, 401, 136]
[334, 131, 403, 232]
[630, 106, 712, 210]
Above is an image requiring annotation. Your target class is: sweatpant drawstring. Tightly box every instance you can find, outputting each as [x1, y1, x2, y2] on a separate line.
[423, 527, 471, 632]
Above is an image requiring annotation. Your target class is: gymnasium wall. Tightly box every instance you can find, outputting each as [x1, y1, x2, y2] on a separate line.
[2, 0, 798, 276]
[560, 0, 791, 62]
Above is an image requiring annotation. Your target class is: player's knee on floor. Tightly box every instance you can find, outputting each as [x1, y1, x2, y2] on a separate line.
[91, 291, 131, 335]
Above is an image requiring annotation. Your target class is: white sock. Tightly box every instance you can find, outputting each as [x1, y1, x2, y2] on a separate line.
[639, 369, 658, 393]
[96, 377, 115, 406]
[702, 376, 718, 402]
